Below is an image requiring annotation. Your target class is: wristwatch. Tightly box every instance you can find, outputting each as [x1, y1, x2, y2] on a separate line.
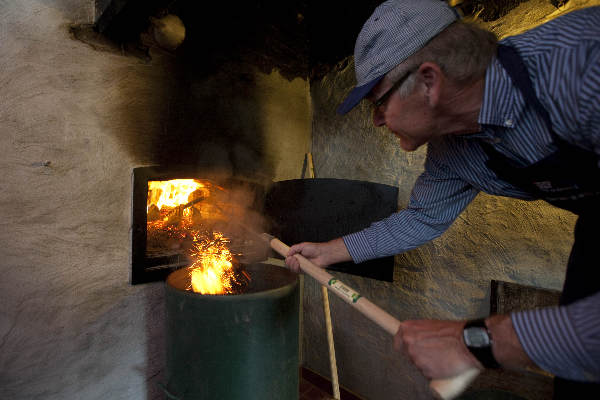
[463, 318, 501, 369]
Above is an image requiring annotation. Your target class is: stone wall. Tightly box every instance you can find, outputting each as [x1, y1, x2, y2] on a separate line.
[304, 1, 598, 399]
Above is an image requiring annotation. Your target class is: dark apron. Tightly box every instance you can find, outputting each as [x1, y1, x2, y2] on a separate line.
[480, 44, 600, 397]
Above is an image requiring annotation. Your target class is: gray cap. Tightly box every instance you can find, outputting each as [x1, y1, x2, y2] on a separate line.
[337, 0, 458, 115]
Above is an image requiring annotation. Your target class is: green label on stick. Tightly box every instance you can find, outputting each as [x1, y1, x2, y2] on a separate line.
[328, 278, 362, 303]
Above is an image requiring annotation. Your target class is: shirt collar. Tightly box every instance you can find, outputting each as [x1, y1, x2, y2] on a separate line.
[478, 54, 523, 130]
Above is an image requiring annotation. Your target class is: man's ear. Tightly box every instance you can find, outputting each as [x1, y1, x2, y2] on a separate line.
[417, 62, 443, 107]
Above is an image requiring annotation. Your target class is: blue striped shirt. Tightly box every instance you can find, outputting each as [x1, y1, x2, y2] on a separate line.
[343, 7, 600, 381]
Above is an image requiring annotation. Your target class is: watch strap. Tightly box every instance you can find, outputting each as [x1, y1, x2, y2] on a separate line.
[464, 318, 501, 369]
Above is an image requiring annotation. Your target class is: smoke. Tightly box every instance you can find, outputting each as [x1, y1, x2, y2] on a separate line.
[191, 172, 272, 264]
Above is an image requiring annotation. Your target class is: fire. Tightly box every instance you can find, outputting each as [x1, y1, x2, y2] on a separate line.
[145, 178, 250, 295]
[188, 232, 239, 295]
[148, 179, 206, 211]
[146, 178, 220, 244]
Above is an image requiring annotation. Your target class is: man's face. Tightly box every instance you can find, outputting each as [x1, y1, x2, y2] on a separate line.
[369, 71, 437, 152]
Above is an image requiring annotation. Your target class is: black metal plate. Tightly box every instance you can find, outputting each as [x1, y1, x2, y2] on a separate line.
[264, 178, 398, 282]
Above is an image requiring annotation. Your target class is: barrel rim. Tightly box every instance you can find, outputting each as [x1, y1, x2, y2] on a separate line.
[165, 263, 299, 300]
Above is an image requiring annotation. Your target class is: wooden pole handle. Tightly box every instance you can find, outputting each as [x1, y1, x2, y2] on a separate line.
[321, 285, 340, 399]
[268, 237, 480, 400]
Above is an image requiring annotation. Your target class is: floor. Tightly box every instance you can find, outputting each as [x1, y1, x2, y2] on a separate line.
[300, 368, 363, 400]
[300, 377, 335, 400]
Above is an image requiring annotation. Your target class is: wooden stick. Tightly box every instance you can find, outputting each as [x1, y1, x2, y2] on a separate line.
[267, 236, 480, 400]
[321, 285, 340, 399]
[306, 152, 316, 180]
[306, 152, 340, 400]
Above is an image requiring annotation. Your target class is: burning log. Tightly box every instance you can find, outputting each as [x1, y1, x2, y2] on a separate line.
[147, 204, 160, 221]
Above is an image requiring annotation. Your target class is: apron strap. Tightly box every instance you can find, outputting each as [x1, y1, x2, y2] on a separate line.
[496, 44, 554, 132]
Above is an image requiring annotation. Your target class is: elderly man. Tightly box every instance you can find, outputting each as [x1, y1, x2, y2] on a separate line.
[285, 0, 600, 397]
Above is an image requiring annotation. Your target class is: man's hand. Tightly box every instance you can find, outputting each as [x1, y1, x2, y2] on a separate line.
[395, 316, 537, 379]
[394, 320, 483, 379]
[285, 237, 352, 273]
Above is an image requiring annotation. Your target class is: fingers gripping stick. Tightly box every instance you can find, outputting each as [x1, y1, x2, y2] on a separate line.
[266, 235, 480, 400]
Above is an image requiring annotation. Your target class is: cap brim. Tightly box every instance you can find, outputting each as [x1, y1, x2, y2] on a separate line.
[336, 76, 383, 115]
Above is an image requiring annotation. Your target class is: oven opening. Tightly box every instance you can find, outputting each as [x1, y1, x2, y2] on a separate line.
[131, 166, 266, 284]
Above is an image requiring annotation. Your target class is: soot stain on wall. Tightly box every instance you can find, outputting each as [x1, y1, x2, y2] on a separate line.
[67, 30, 275, 179]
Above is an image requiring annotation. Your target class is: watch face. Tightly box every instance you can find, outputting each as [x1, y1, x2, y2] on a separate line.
[464, 327, 491, 348]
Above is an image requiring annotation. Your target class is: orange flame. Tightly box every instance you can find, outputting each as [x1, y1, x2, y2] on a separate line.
[148, 179, 206, 211]
[188, 232, 239, 295]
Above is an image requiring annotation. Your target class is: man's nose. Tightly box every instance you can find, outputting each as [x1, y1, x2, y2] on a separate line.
[372, 107, 386, 127]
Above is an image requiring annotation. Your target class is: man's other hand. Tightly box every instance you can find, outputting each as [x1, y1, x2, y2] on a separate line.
[285, 238, 352, 273]
[394, 320, 483, 379]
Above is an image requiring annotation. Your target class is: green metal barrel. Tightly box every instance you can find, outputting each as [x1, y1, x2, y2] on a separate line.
[164, 263, 299, 400]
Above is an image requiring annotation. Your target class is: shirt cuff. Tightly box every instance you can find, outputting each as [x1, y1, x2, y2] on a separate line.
[342, 231, 375, 263]
[511, 303, 598, 381]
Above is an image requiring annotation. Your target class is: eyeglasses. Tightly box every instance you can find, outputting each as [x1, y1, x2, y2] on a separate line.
[373, 68, 416, 109]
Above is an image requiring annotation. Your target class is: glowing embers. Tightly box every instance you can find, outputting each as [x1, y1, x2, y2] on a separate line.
[188, 232, 250, 295]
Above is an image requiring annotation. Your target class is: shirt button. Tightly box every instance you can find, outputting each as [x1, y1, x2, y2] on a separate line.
[493, 137, 502, 144]
[505, 118, 514, 127]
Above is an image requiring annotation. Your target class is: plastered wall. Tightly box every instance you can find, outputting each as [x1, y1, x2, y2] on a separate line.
[0, 1, 311, 399]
